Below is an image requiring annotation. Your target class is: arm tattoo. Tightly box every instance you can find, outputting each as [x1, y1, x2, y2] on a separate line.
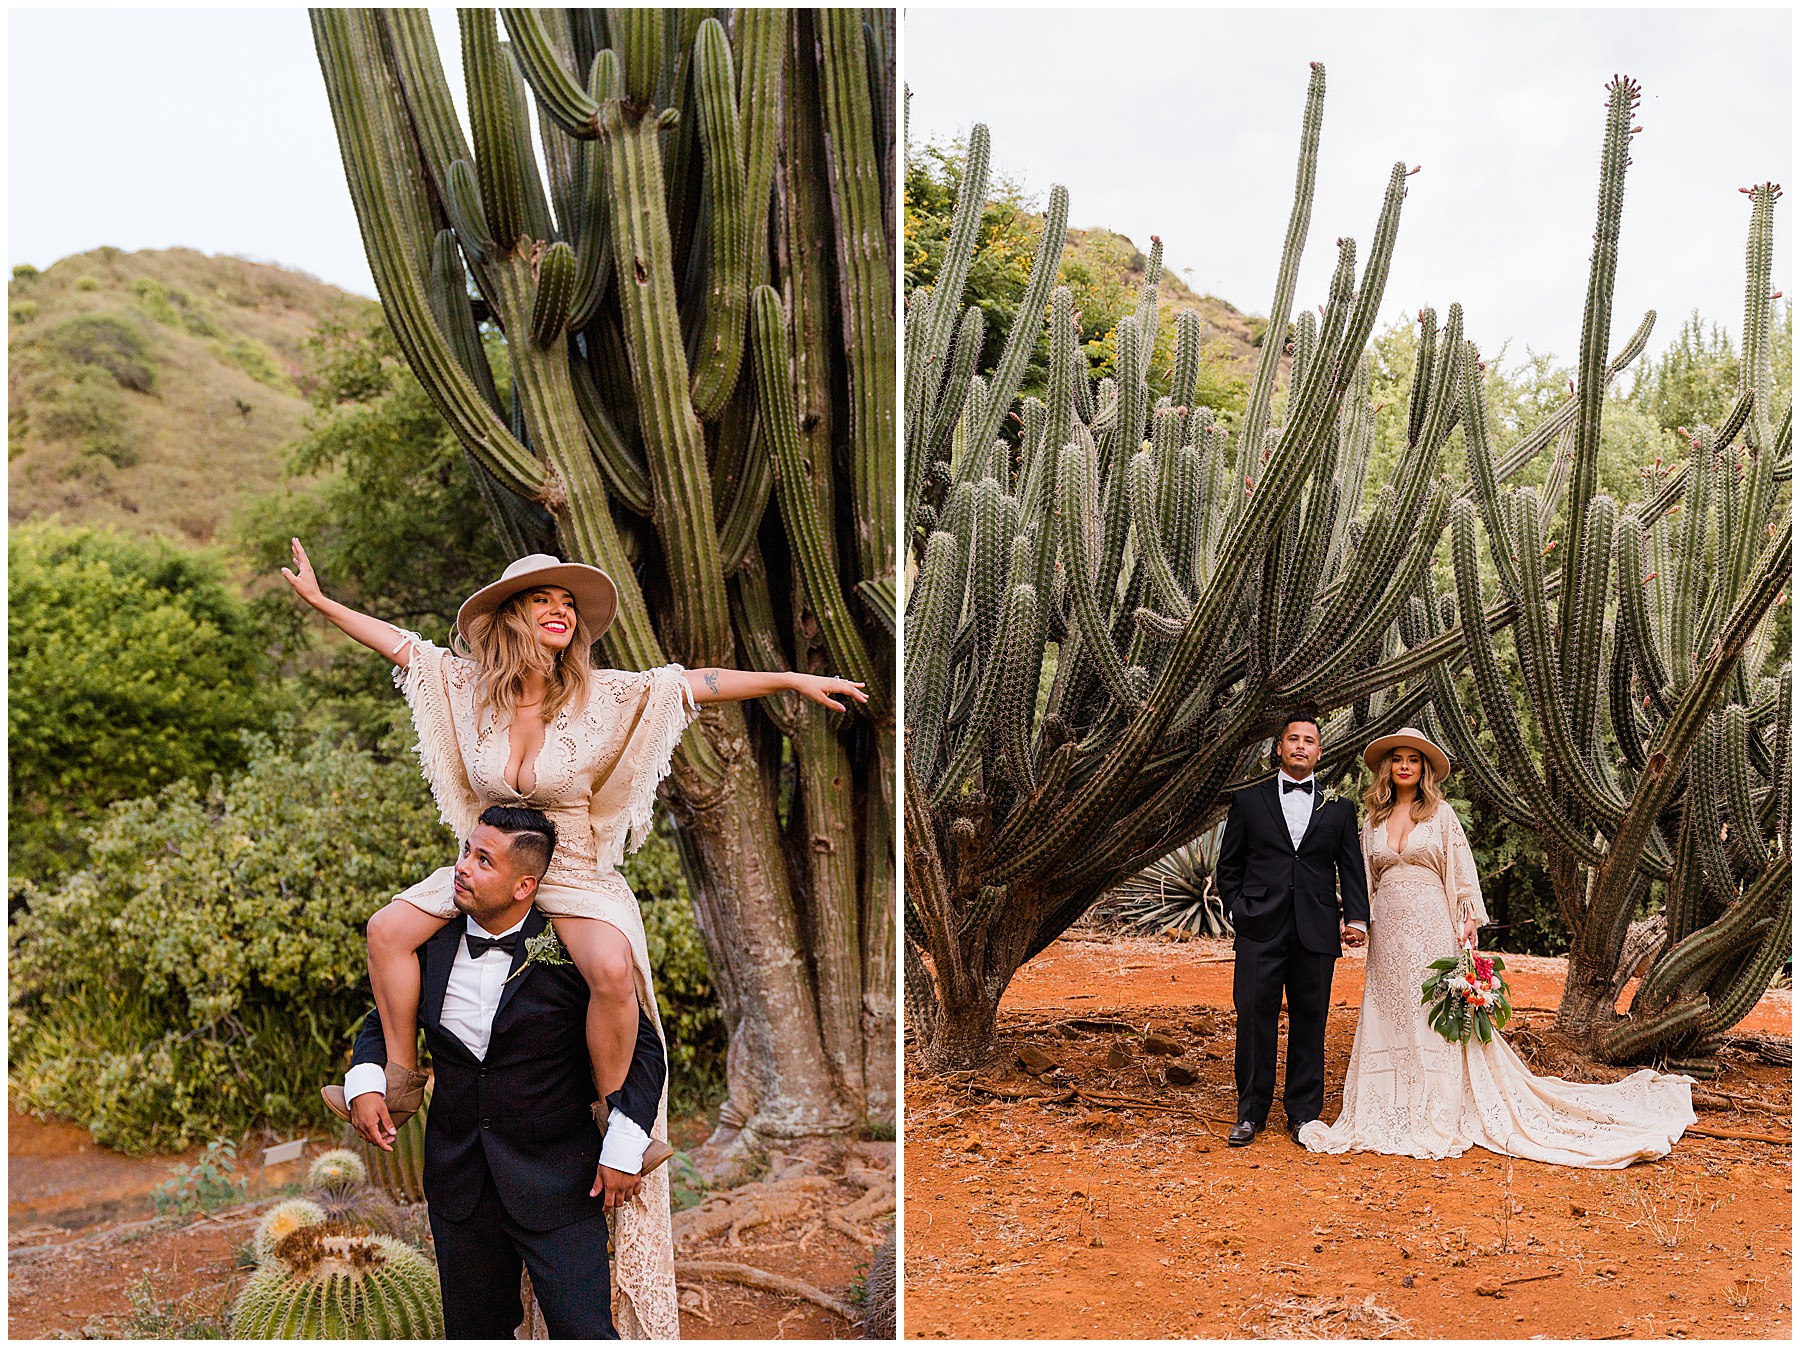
[703, 670, 720, 696]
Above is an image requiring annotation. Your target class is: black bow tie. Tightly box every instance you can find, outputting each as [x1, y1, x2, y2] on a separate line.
[465, 931, 522, 959]
[1282, 778, 1313, 794]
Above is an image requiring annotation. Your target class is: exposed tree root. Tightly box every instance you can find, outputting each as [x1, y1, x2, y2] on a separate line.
[676, 1260, 856, 1319]
[1684, 1123, 1790, 1145]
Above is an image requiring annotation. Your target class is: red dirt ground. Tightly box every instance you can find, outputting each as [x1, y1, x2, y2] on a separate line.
[905, 935, 1792, 1340]
[8, 1111, 885, 1339]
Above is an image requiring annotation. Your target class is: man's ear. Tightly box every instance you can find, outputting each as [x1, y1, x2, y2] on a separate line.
[513, 872, 541, 905]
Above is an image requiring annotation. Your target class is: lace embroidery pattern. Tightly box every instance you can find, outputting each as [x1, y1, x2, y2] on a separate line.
[1302, 803, 1695, 1168]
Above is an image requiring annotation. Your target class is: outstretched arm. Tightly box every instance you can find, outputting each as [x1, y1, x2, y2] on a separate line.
[281, 537, 414, 668]
[683, 666, 868, 712]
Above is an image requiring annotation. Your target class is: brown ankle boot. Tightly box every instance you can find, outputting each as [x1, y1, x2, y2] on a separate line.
[319, 1062, 429, 1130]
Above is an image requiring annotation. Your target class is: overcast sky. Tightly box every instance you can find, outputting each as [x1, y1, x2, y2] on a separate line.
[908, 7, 1792, 364]
[7, 7, 1791, 368]
[7, 7, 470, 299]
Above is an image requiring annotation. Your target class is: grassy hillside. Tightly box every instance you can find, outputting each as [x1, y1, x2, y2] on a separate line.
[8, 247, 375, 546]
[1066, 224, 1268, 361]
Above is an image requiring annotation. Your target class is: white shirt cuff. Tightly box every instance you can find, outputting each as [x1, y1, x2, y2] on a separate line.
[598, 1109, 652, 1173]
[344, 1061, 389, 1105]
[1346, 921, 1367, 931]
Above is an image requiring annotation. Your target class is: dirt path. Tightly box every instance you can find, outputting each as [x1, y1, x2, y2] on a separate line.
[9, 1111, 887, 1339]
[906, 936, 1792, 1340]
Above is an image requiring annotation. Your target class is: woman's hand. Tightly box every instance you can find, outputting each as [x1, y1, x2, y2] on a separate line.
[1461, 916, 1481, 949]
[280, 537, 324, 608]
[790, 674, 868, 713]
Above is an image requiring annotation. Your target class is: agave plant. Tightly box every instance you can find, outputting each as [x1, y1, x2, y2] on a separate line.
[1104, 824, 1231, 938]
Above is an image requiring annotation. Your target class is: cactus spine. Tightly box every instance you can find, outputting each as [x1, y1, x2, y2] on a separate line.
[1440, 86, 1789, 1070]
[313, 9, 895, 1150]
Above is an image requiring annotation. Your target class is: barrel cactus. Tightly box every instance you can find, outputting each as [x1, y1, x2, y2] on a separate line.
[251, 1199, 326, 1265]
[307, 1148, 367, 1194]
[231, 1228, 442, 1338]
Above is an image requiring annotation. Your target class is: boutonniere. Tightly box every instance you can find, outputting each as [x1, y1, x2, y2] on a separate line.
[1321, 788, 1346, 806]
[503, 922, 572, 984]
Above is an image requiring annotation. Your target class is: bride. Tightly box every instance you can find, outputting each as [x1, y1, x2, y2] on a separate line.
[1299, 727, 1695, 1167]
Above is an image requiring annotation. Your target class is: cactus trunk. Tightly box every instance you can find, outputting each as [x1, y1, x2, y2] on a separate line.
[313, 7, 895, 1164]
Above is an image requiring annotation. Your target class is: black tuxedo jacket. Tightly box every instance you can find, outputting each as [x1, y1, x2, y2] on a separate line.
[1215, 775, 1368, 956]
[351, 905, 665, 1232]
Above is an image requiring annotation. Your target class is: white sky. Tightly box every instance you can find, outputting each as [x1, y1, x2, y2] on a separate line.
[5, 7, 1791, 367]
[6, 7, 471, 299]
[907, 7, 1793, 364]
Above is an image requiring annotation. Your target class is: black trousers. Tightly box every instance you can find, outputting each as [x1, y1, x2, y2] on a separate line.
[429, 1170, 615, 1339]
[1233, 907, 1338, 1127]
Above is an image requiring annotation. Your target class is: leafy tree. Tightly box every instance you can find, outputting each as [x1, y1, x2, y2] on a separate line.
[8, 523, 275, 881]
[9, 736, 451, 1152]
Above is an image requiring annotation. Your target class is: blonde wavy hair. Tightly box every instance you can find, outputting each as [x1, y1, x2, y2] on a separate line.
[1362, 747, 1444, 827]
[453, 586, 596, 728]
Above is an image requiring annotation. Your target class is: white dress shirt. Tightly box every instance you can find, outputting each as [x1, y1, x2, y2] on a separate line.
[1277, 770, 1365, 933]
[345, 912, 650, 1172]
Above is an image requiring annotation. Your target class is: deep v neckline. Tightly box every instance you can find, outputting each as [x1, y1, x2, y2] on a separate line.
[1384, 808, 1422, 857]
[502, 712, 549, 797]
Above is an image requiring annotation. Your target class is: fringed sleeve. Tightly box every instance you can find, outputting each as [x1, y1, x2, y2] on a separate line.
[391, 633, 484, 844]
[587, 664, 701, 871]
[1441, 803, 1490, 928]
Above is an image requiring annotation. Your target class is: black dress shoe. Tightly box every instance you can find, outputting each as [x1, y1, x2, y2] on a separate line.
[1228, 1120, 1263, 1147]
[1287, 1120, 1314, 1145]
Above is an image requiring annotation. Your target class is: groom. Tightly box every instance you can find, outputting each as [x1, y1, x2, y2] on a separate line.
[1215, 714, 1368, 1146]
[342, 805, 664, 1339]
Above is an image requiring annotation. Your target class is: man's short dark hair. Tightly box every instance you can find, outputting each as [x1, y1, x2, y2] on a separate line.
[1272, 711, 1322, 766]
[477, 805, 557, 880]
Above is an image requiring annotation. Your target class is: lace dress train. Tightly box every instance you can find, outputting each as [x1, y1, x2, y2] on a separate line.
[1299, 805, 1694, 1168]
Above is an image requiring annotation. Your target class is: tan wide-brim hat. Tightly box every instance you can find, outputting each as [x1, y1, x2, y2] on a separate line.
[1362, 726, 1451, 780]
[456, 554, 618, 647]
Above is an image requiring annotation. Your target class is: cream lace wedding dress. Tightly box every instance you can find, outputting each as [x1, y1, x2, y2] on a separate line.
[392, 637, 690, 1338]
[1299, 802, 1694, 1168]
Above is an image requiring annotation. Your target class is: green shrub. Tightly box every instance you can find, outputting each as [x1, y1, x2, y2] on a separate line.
[8, 524, 276, 880]
[76, 275, 100, 292]
[13, 262, 40, 281]
[631, 823, 728, 1117]
[11, 299, 38, 324]
[9, 735, 453, 1152]
[48, 312, 156, 391]
[31, 366, 133, 464]
[153, 1138, 249, 1215]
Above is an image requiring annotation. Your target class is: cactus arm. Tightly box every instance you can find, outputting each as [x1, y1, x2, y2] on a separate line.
[1566, 493, 1618, 755]
[711, 399, 774, 573]
[1560, 77, 1640, 654]
[599, 98, 732, 664]
[931, 583, 1034, 804]
[1128, 450, 1191, 620]
[903, 531, 962, 777]
[1058, 446, 1136, 706]
[1720, 702, 1771, 873]
[566, 349, 653, 514]
[968, 185, 1070, 456]
[1239, 61, 1324, 492]
[502, 7, 602, 136]
[1698, 863, 1789, 1039]
[310, 9, 545, 499]
[815, 8, 896, 588]
[687, 17, 752, 421]
[606, 7, 661, 108]
[750, 284, 881, 700]
[1614, 509, 1673, 717]
[1582, 522, 1791, 968]
[1450, 501, 1604, 866]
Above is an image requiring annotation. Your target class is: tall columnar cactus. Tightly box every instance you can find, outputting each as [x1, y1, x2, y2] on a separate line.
[311, 9, 896, 1159]
[1440, 97, 1790, 1073]
[902, 66, 1618, 1069]
[231, 1228, 443, 1338]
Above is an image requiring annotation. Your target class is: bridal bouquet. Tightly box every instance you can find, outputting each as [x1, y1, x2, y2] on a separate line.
[1421, 947, 1512, 1044]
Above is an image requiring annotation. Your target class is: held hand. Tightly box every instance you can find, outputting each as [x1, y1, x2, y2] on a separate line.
[593, 1163, 642, 1210]
[280, 537, 324, 607]
[350, 1092, 397, 1152]
[1461, 917, 1481, 949]
[1340, 920, 1366, 950]
[791, 674, 869, 713]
